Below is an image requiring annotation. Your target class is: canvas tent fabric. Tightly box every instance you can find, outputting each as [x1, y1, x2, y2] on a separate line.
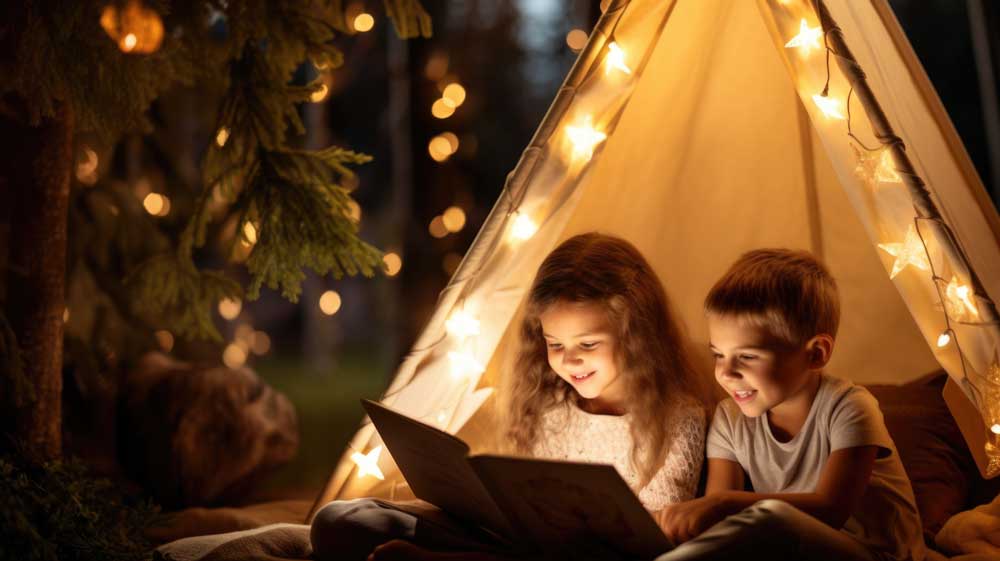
[312, 0, 1000, 514]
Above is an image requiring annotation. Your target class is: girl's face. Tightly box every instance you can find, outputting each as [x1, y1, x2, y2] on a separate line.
[539, 300, 626, 413]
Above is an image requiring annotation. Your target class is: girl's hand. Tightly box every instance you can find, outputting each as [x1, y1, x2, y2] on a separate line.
[653, 495, 730, 545]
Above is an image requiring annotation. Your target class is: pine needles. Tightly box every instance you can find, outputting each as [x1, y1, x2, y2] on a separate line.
[2, 1, 430, 341]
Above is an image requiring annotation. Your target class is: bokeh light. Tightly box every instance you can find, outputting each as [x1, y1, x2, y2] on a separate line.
[319, 290, 342, 315]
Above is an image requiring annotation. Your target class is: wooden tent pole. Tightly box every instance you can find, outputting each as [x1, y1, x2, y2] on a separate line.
[813, 0, 1000, 349]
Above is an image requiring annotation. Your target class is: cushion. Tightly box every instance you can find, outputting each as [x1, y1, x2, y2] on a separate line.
[866, 373, 979, 545]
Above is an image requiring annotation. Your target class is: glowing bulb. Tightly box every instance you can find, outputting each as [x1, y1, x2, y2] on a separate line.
[784, 19, 823, 55]
[218, 298, 242, 320]
[812, 94, 845, 120]
[945, 276, 979, 320]
[993, 424, 1000, 435]
[605, 42, 631, 75]
[511, 214, 538, 240]
[216, 127, 229, 147]
[432, 98, 455, 119]
[565, 116, 607, 161]
[566, 29, 588, 51]
[877, 224, 930, 279]
[351, 445, 385, 480]
[63, 308, 70, 323]
[155, 330, 174, 352]
[446, 310, 480, 338]
[143, 193, 164, 216]
[442, 83, 466, 107]
[448, 351, 485, 379]
[319, 290, 342, 315]
[936, 331, 951, 348]
[440, 132, 460, 153]
[429, 216, 448, 238]
[442, 206, 466, 232]
[100, 1, 164, 54]
[428, 136, 453, 162]
[311, 83, 329, 103]
[353, 13, 375, 32]
[250, 331, 271, 355]
[222, 343, 247, 369]
[383, 252, 402, 276]
[243, 222, 257, 244]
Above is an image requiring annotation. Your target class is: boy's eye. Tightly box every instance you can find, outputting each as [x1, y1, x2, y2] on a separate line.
[739, 354, 758, 361]
[579, 342, 599, 350]
[711, 352, 723, 360]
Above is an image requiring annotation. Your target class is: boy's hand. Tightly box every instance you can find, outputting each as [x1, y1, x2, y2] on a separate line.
[653, 495, 731, 545]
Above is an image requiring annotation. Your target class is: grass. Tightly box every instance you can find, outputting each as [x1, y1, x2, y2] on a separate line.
[251, 347, 392, 501]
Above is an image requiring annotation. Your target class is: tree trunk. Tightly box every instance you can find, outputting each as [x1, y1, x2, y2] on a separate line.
[1, 101, 73, 461]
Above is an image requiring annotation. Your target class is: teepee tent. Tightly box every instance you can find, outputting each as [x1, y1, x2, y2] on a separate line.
[312, 0, 1000, 514]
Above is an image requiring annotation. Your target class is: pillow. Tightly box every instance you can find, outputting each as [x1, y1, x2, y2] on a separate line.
[865, 373, 979, 544]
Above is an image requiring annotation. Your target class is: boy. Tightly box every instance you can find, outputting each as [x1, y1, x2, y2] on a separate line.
[654, 249, 925, 561]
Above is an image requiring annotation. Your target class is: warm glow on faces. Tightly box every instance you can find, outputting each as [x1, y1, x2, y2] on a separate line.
[707, 314, 817, 421]
[539, 301, 624, 413]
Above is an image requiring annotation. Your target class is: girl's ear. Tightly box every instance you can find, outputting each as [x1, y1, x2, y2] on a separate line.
[806, 334, 835, 369]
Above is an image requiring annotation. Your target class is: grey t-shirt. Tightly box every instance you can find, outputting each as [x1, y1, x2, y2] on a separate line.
[706, 374, 925, 561]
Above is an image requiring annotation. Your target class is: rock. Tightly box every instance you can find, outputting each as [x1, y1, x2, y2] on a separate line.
[118, 352, 299, 508]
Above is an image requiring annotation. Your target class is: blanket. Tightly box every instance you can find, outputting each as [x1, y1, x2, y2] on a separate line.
[936, 492, 1000, 558]
[154, 523, 312, 561]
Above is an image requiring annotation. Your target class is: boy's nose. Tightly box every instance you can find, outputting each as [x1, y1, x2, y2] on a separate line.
[717, 360, 742, 379]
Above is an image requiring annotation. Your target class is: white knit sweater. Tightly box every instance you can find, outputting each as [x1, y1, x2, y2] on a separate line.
[531, 402, 705, 511]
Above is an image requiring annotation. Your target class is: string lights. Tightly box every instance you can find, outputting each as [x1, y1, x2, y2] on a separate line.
[877, 224, 931, 279]
[565, 116, 607, 161]
[351, 446, 385, 480]
[783, 19, 823, 55]
[605, 42, 632, 75]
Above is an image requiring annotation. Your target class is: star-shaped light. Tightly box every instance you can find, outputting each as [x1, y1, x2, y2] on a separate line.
[605, 42, 632, 75]
[511, 213, 538, 241]
[877, 224, 930, 279]
[812, 94, 845, 120]
[944, 276, 979, 320]
[565, 117, 607, 161]
[448, 351, 485, 379]
[446, 310, 480, 339]
[351, 445, 385, 480]
[784, 19, 824, 55]
[853, 145, 902, 186]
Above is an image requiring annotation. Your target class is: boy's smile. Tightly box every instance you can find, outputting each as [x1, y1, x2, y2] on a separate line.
[708, 314, 828, 437]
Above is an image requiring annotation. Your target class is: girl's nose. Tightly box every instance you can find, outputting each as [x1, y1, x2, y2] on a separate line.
[562, 348, 582, 367]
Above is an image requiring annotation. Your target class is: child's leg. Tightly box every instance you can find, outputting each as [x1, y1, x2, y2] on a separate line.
[653, 499, 879, 561]
[311, 499, 518, 561]
[311, 499, 419, 561]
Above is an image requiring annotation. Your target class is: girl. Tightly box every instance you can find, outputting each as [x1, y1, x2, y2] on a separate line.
[312, 232, 710, 561]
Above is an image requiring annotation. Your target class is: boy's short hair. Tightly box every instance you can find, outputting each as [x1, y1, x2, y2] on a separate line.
[705, 249, 840, 346]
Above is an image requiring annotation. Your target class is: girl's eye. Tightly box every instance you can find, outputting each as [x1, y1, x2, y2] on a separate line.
[579, 342, 599, 350]
[711, 352, 723, 360]
[739, 354, 758, 361]
[547, 343, 563, 351]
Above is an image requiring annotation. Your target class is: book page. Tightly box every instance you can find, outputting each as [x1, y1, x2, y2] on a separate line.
[468, 455, 673, 559]
[361, 400, 514, 538]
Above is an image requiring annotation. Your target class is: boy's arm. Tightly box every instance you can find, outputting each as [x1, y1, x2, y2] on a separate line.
[656, 446, 877, 544]
[713, 445, 879, 528]
[704, 458, 744, 496]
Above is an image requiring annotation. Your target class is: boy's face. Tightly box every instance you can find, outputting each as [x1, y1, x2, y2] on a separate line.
[707, 313, 816, 418]
[540, 300, 625, 411]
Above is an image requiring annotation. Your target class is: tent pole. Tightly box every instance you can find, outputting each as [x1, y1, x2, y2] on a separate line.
[813, 0, 1000, 349]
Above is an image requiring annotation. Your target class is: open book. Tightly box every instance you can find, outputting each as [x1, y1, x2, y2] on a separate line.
[361, 399, 674, 559]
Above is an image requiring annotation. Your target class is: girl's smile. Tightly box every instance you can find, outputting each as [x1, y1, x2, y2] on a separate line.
[539, 300, 626, 414]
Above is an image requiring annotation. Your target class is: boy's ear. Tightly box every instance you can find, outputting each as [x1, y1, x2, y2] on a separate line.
[806, 334, 835, 369]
